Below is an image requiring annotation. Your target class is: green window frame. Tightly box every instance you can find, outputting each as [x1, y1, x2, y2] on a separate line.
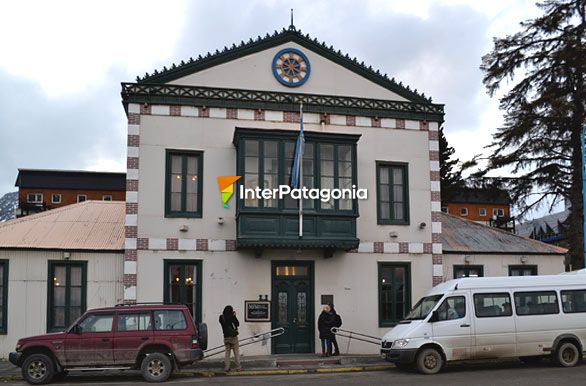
[47, 261, 87, 332]
[378, 262, 411, 327]
[237, 134, 358, 213]
[508, 265, 537, 276]
[453, 265, 484, 278]
[163, 260, 203, 323]
[165, 150, 204, 218]
[0, 260, 8, 334]
[376, 162, 409, 225]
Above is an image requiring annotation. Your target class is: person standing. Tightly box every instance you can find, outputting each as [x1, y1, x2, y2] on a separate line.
[317, 305, 335, 357]
[329, 304, 342, 356]
[219, 305, 241, 372]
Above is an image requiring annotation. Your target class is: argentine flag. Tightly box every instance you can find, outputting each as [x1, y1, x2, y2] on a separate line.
[291, 104, 304, 189]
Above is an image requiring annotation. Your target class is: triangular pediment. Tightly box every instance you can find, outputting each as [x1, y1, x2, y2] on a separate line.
[137, 27, 432, 103]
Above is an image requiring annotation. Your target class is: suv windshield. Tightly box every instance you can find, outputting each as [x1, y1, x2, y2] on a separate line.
[404, 295, 443, 320]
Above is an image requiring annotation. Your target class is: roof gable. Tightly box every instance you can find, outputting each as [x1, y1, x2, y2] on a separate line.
[137, 26, 432, 104]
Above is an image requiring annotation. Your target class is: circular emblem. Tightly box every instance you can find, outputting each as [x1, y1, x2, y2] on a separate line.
[272, 48, 311, 87]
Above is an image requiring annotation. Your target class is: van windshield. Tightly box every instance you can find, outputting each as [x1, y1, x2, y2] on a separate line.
[404, 295, 443, 320]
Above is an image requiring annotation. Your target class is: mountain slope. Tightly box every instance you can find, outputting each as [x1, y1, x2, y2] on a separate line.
[0, 192, 17, 222]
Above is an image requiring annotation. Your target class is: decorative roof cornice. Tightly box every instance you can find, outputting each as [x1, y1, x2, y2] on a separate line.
[121, 82, 445, 122]
[135, 26, 434, 104]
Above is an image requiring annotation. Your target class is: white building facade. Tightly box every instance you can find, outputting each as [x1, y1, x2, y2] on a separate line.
[122, 26, 445, 355]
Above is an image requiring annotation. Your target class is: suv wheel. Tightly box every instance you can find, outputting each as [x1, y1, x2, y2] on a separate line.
[22, 354, 55, 385]
[554, 342, 580, 367]
[141, 352, 172, 382]
[416, 348, 443, 375]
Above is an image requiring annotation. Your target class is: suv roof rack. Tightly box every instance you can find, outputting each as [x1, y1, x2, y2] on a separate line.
[114, 302, 183, 307]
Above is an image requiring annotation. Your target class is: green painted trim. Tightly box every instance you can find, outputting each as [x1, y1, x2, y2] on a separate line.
[453, 265, 484, 279]
[134, 28, 433, 104]
[121, 83, 444, 122]
[237, 238, 359, 250]
[0, 260, 8, 334]
[375, 161, 410, 225]
[508, 265, 538, 276]
[165, 150, 204, 218]
[163, 259, 203, 323]
[378, 262, 411, 327]
[46, 261, 87, 333]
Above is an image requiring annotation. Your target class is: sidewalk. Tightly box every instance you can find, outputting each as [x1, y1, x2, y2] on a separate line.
[0, 354, 393, 381]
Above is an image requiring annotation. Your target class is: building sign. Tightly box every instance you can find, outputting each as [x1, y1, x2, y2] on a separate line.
[245, 300, 271, 322]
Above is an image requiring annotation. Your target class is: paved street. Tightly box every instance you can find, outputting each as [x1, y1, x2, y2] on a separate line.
[5, 361, 586, 385]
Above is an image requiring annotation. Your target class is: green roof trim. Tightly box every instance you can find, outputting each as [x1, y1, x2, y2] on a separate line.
[236, 237, 360, 251]
[135, 26, 434, 104]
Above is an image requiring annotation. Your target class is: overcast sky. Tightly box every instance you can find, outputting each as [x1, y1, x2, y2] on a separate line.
[0, 0, 548, 213]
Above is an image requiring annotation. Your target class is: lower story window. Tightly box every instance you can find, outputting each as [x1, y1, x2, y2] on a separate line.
[378, 263, 411, 326]
[164, 260, 202, 323]
[48, 261, 87, 332]
[454, 265, 484, 278]
[0, 261, 8, 333]
[509, 265, 537, 276]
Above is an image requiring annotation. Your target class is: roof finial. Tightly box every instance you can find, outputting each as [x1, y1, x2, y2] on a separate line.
[290, 9, 295, 30]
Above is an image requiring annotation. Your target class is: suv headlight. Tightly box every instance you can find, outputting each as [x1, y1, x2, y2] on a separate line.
[392, 339, 410, 349]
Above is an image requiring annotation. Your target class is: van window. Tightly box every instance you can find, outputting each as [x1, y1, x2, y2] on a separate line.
[437, 296, 466, 321]
[404, 295, 442, 320]
[561, 290, 586, 313]
[474, 293, 512, 317]
[514, 291, 559, 316]
[153, 310, 187, 330]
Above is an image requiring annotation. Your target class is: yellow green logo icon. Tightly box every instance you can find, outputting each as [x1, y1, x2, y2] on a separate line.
[217, 176, 241, 208]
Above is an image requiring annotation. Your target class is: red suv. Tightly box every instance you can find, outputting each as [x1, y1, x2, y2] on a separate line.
[9, 304, 207, 384]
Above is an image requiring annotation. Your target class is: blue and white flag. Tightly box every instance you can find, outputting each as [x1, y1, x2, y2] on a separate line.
[291, 104, 305, 189]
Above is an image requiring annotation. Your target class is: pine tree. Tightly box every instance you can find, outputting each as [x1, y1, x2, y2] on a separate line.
[439, 126, 464, 205]
[480, 0, 586, 268]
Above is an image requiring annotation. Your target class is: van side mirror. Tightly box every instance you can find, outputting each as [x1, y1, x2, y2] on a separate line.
[428, 310, 439, 323]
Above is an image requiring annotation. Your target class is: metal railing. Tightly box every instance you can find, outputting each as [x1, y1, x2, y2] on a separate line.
[331, 327, 381, 354]
[203, 327, 286, 358]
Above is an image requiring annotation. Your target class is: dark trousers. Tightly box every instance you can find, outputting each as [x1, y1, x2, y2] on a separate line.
[331, 335, 340, 354]
[320, 338, 332, 354]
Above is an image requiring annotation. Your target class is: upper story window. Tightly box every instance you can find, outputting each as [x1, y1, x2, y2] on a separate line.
[479, 208, 487, 217]
[493, 208, 505, 217]
[102, 195, 113, 201]
[376, 162, 409, 224]
[460, 207, 468, 216]
[52, 194, 62, 204]
[27, 193, 43, 204]
[77, 194, 87, 203]
[236, 130, 358, 213]
[165, 150, 204, 218]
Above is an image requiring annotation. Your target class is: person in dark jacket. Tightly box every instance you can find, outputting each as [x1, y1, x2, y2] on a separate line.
[329, 304, 342, 356]
[317, 305, 335, 356]
[219, 305, 241, 372]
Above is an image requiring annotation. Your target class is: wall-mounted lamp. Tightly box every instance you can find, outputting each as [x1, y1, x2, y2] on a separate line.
[179, 225, 189, 232]
[217, 217, 224, 225]
[521, 256, 528, 264]
[464, 255, 471, 264]
[63, 252, 71, 260]
[419, 222, 427, 229]
[389, 231, 398, 238]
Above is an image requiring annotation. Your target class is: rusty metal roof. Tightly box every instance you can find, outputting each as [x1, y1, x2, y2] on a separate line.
[441, 212, 567, 255]
[0, 201, 124, 251]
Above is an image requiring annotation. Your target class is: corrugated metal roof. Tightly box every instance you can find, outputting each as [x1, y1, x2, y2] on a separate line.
[0, 201, 124, 250]
[441, 212, 567, 255]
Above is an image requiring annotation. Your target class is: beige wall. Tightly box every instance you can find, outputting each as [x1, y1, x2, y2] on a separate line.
[442, 253, 565, 279]
[170, 42, 410, 101]
[0, 250, 123, 357]
[137, 114, 432, 244]
[137, 249, 432, 355]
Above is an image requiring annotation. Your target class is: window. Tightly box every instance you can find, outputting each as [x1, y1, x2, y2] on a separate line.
[376, 162, 409, 224]
[153, 310, 187, 330]
[493, 208, 505, 217]
[454, 265, 484, 278]
[78, 313, 113, 333]
[102, 195, 113, 201]
[26, 193, 43, 204]
[0, 261, 8, 334]
[514, 291, 559, 316]
[117, 313, 152, 331]
[238, 136, 357, 212]
[460, 207, 468, 216]
[51, 194, 61, 204]
[48, 261, 87, 332]
[474, 293, 512, 317]
[437, 296, 466, 321]
[164, 260, 202, 322]
[509, 265, 538, 276]
[378, 263, 411, 326]
[561, 290, 586, 313]
[165, 150, 203, 218]
[77, 195, 87, 203]
[479, 208, 487, 217]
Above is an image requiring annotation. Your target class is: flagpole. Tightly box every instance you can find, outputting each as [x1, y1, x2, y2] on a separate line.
[582, 122, 586, 268]
[299, 103, 304, 238]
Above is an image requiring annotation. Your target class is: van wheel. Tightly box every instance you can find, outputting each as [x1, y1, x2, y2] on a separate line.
[21, 354, 55, 385]
[141, 352, 173, 382]
[554, 342, 580, 367]
[416, 348, 443, 375]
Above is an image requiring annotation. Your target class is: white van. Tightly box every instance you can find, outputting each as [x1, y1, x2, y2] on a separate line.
[381, 272, 586, 374]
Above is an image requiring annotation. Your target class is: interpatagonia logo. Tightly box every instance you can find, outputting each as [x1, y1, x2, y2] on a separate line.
[217, 176, 241, 208]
